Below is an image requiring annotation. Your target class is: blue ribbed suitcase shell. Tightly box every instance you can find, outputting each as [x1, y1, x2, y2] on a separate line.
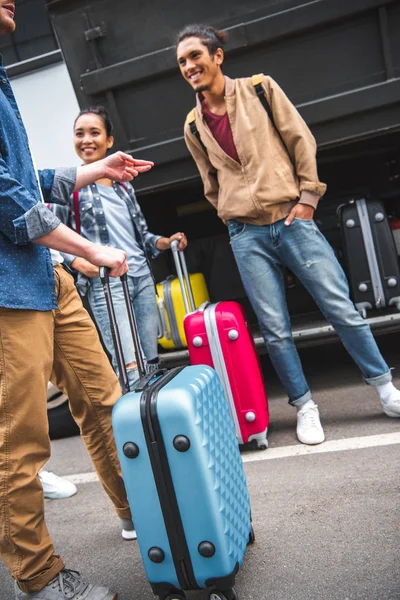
[112, 365, 251, 594]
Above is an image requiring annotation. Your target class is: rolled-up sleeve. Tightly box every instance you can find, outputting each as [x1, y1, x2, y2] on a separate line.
[143, 232, 162, 258]
[12, 168, 76, 244]
[0, 153, 60, 244]
[13, 202, 61, 244]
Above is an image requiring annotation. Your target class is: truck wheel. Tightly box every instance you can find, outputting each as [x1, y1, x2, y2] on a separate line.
[47, 383, 79, 440]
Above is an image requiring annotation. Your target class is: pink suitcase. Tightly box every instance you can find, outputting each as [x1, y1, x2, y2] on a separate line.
[184, 301, 269, 449]
[170, 240, 269, 449]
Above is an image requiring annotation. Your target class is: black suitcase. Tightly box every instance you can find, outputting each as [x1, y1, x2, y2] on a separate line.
[338, 197, 400, 317]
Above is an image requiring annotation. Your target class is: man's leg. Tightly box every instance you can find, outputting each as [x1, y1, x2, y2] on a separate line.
[229, 219, 326, 444]
[228, 221, 312, 405]
[278, 218, 399, 413]
[50, 266, 131, 521]
[0, 307, 65, 593]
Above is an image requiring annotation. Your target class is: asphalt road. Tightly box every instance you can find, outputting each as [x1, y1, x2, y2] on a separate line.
[1, 333, 399, 600]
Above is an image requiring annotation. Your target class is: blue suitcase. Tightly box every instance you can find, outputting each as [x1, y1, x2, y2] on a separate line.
[100, 269, 253, 600]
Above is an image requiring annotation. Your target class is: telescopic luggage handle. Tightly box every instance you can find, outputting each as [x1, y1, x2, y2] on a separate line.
[170, 240, 196, 314]
[99, 268, 147, 394]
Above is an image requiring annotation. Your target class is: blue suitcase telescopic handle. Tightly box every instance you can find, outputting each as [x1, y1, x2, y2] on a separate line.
[99, 267, 147, 393]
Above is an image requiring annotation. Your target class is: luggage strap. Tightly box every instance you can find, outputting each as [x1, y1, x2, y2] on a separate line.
[73, 190, 81, 234]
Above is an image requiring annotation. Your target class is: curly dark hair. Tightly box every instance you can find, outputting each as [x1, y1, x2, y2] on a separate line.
[176, 24, 228, 56]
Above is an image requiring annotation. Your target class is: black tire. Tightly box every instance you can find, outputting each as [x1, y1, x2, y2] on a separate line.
[209, 590, 238, 600]
[47, 386, 79, 440]
[248, 525, 256, 545]
[163, 594, 186, 600]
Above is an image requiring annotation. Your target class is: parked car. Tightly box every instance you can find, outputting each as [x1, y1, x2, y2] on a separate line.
[47, 382, 79, 440]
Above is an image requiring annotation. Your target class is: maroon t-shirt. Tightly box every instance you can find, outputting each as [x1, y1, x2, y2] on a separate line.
[201, 97, 241, 164]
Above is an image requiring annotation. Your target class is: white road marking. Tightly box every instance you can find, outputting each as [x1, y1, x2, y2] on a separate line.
[242, 431, 400, 463]
[64, 432, 400, 485]
[65, 472, 100, 485]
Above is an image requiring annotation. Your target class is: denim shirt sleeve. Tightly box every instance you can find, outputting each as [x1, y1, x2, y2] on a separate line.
[13, 168, 76, 244]
[0, 152, 59, 244]
[47, 167, 77, 205]
[47, 200, 77, 267]
[21, 203, 61, 242]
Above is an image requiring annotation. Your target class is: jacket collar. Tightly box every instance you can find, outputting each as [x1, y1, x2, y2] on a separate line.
[195, 75, 234, 113]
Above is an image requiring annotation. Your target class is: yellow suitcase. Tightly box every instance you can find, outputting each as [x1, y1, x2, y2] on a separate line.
[157, 243, 209, 349]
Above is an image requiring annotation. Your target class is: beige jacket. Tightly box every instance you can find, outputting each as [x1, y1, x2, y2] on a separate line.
[184, 75, 327, 225]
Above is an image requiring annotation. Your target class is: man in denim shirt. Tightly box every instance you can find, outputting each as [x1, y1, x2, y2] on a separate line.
[0, 3, 154, 598]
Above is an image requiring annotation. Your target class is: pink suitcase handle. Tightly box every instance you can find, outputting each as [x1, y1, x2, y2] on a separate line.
[170, 240, 196, 314]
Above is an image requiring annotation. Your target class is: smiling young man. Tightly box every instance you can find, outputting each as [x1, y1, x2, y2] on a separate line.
[0, 2, 155, 598]
[176, 24, 400, 445]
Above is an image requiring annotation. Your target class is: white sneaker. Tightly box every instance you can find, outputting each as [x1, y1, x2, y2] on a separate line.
[39, 471, 77, 500]
[381, 390, 400, 417]
[296, 403, 325, 445]
[120, 518, 137, 541]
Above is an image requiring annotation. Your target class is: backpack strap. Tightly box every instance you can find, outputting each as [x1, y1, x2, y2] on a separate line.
[186, 108, 208, 155]
[73, 190, 81, 235]
[252, 73, 291, 162]
[252, 74, 277, 130]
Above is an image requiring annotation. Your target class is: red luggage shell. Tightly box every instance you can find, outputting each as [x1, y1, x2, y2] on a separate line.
[184, 301, 269, 449]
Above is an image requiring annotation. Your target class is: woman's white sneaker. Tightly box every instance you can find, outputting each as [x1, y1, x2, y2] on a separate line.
[39, 471, 77, 500]
[296, 402, 325, 445]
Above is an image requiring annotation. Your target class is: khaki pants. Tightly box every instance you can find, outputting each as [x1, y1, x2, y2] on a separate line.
[0, 265, 130, 593]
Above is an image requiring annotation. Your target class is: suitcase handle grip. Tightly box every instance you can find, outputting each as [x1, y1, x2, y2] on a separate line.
[156, 297, 171, 340]
[99, 268, 147, 392]
[170, 240, 196, 314]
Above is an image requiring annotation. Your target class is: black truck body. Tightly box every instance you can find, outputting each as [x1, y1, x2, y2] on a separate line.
[46, 0, 400, 361]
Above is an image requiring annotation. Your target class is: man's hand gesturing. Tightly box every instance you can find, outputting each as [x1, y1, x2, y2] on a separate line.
[103, 152, 154, 182]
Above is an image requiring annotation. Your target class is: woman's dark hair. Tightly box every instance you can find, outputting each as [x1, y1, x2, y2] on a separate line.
[176, 24, 228, 56]
[74, 106, 113, 137]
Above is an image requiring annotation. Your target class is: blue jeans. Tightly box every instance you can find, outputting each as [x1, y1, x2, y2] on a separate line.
[228, 217, 392, 407]
[88, 273, 159, 386]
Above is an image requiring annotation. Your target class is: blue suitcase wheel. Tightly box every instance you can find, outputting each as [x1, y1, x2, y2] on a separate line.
[209, 589, 238, 600]
[148, 547, 165, 563]
[123, 442, 139, 458]
[173, 435, 191, 452]
[248, 525, 255, 545]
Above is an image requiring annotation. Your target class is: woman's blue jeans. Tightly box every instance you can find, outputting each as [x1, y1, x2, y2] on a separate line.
[228, 217, 391, 407]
